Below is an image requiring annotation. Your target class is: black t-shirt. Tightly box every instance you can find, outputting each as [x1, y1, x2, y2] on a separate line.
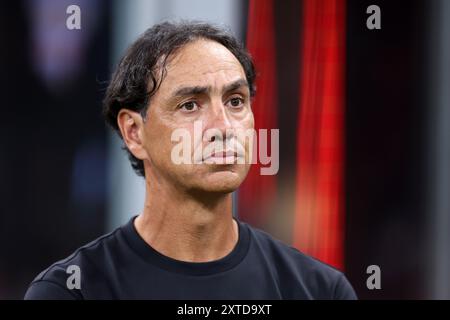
[24, 216, 357, 300]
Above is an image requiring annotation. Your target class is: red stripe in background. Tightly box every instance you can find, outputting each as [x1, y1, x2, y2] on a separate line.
[238, 0, 278, 226]
[293, 0, 347, 269]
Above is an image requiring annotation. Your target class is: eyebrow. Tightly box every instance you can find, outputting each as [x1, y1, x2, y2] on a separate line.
[171, 79, 249, 99]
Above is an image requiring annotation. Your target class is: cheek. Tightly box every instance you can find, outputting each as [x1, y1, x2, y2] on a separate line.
[238, 109, 255, 129]
[234, 113, 255, 161]
[234, 112, 255, 140]
[143, 116, 176, 162]
[147, 121, 199, 166]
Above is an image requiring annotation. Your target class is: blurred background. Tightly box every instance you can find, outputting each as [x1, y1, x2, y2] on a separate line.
[1, 0, 449, 299]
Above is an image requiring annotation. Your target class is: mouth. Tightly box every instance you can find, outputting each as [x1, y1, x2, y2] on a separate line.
[203, 150, 244, 164]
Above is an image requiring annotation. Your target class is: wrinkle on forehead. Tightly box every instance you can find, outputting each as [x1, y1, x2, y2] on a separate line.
[164, 39, 245, 84]
[147, 39, 247, 105]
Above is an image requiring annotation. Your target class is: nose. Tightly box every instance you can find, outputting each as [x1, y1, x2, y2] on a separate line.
[203, 99, 234, 143]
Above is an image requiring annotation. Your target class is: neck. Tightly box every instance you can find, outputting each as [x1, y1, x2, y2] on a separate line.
[134, 175, 239, 263]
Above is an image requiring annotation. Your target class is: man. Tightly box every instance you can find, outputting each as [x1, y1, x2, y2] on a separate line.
[25, 21, 357, 299]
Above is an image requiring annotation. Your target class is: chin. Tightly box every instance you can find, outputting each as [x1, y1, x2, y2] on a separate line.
[197, 170, 245, 194]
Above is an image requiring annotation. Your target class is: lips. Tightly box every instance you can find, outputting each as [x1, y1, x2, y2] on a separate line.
[191, 140, 246, 164]
[209, 150, 237, 158]
[203, 149, 241, 161]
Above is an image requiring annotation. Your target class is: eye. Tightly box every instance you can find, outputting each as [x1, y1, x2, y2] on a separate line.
[179, 101, 199, 113]
[227, 97, 245, 109]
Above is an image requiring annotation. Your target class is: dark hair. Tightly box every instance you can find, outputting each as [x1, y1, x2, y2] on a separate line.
[103, 21, 256, 177]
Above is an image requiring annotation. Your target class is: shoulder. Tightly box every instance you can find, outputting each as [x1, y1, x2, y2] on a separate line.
[24, 227, 122, 300]
[244, 222, 357, 299]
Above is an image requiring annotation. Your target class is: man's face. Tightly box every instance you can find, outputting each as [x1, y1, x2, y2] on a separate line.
[141, 39, 254, 194]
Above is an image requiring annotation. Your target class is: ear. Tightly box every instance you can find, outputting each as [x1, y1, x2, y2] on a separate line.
[117, 109, 149, 161]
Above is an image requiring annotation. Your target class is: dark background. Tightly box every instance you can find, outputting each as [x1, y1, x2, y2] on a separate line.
[0, 0, 448, 299]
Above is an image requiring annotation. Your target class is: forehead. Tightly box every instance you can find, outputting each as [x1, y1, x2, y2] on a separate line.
[161, 39, 246, 90]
